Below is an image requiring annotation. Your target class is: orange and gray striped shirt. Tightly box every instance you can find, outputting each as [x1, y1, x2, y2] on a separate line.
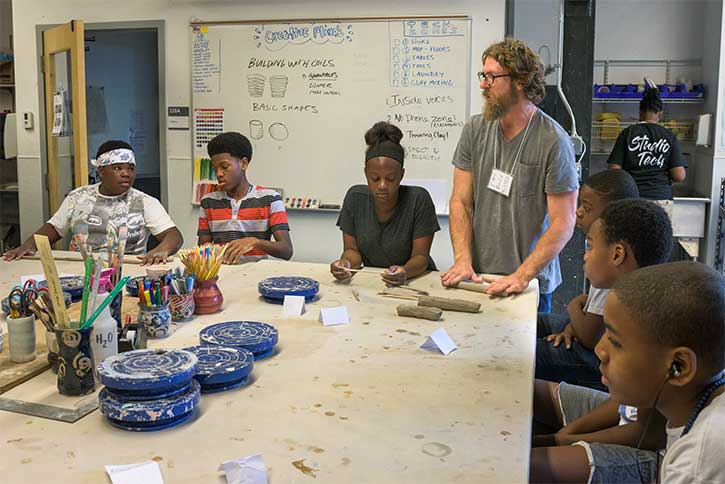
[197, 186, 290, 258]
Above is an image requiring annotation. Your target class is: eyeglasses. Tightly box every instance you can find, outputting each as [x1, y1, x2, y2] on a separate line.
[477, 71, 512, 85]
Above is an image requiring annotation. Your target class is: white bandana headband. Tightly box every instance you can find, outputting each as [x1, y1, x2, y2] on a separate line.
[91, 148, 136, 167]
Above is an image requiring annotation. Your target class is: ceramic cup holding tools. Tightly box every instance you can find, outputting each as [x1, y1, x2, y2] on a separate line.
[7, 314, 37, 363]
[45, 330, 60, 373]
[169, 293, 195, 322]
[55, 326, 96, 396]
[138, 302, 172, 338]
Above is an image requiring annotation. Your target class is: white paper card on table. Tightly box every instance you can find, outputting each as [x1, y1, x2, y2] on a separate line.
[21, 273, 73, 285]
[420, 328, 457, 356]
[319, 306, 350, 326]
[105, 461, 164, 484]
[282, 295, 306, 317]
[219, 454, 268, 484]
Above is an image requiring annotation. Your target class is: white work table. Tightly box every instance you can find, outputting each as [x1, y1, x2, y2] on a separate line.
[0, 254, 538, 483]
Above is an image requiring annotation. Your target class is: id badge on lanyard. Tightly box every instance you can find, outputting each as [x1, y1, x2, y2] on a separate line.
[487, 168, 513, 197]
[487, 108, 535, 198]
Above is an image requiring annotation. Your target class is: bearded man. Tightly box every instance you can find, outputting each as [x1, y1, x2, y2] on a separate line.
[440, 38, 579, 313]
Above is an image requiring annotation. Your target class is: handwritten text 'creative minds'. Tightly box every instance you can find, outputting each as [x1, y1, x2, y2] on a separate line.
[255, 23, 354, 51]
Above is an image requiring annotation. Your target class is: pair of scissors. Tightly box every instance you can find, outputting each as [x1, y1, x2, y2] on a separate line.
[7, 281, 47, 318]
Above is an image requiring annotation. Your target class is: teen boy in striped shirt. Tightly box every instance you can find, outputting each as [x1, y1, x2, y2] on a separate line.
[198, 132, 293, 263]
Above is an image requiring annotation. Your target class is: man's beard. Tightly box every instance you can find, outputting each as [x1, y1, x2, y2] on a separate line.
[482, 88, 518, 121]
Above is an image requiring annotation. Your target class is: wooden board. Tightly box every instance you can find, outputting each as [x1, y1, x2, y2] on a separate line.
[0, 294, 140, 395]
[0, 319, 50, 395]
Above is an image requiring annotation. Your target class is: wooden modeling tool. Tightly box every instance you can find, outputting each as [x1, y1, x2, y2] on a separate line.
[33, 234, 70, 328]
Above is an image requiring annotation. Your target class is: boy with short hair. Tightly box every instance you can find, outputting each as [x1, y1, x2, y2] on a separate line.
[530, 199, 677, 483]
[601, 262, 725, 483]
[198, 132, 293, 263]
[536, 170, 639, 389]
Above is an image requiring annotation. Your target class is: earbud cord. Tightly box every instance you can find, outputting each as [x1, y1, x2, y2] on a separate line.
[634, 371, 670, 484]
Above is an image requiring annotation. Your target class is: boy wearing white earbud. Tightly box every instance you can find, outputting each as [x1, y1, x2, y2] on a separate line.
[530, 199, 675, 483]
[595, 262, 725, 483]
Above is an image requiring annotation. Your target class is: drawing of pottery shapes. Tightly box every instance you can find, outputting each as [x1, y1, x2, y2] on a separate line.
[169, 293, 195, 322]
[55, 327, 96, 396]
[269, 122, 289, 141]
[249, 120, 263, 140]
[269, 75, 288, 97]
[138, 303, 172, 339]
[247, 74, 266, 97]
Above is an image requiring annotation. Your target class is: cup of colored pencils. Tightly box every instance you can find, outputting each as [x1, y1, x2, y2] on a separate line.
[177, 244, 226, 314]
[176, 244, 227, 281]
[137, 278, 172, 338]
[167, 268, 195, 322]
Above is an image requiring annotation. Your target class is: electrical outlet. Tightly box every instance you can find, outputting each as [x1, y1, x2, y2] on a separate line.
[23, 111, 33, 129]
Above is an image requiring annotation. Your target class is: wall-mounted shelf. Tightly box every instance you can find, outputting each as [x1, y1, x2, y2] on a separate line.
[593, 98, 703, 104]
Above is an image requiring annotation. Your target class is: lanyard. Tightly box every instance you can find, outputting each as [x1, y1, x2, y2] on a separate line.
[493, 107, 536, 175]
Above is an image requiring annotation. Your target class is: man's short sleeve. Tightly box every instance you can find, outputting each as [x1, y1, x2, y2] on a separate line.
[545, 135, 579, 194]
[452, 118, 474, 171]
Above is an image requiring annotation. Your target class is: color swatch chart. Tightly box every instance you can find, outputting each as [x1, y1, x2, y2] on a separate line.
[192, 157, 219, 204]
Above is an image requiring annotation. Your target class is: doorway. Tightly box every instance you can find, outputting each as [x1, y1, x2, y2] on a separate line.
[84, 27, 161, 200]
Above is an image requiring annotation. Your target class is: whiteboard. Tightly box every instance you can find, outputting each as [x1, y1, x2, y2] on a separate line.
[190, 17, 471, 212]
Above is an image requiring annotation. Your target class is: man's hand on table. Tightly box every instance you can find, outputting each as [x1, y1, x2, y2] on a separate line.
[482, 272, 530, 296]
[440, 262, 483, 287]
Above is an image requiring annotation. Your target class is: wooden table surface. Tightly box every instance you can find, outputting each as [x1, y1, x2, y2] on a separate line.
[0, 253, 538, 483]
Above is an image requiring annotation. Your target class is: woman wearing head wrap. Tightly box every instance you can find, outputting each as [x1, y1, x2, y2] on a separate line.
[3, 140, 183, 265]
[330, 121, 440, 286]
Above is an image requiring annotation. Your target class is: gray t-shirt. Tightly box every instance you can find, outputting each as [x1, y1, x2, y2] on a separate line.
[337, 184, 440, 270]
[452, 110, 578, 294]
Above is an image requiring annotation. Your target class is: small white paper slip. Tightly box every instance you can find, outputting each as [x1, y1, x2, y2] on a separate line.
[420, 328, 458, 356]
[219, 454, 269, 484]
[105, 461, 164, 484]
[487, 168, 513, 197]
[319, 306, 350, 326]
[282, 295, 306, 317]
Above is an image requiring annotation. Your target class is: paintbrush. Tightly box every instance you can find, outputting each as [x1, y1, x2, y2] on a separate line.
[29, 299, 55, 332]
[106, 223, 117, 268]
[73, 223, 89, 259]
[88, 251, 103, 318]
[378, 293, 419, 301]
[79, 255, 94, 327]
[339, 267, 384, 274]
[115, 224, 128, 286]
[398, 285, 430, 295]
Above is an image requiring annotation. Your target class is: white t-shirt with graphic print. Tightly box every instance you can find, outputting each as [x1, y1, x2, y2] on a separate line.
[48, 184, 175, 255]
